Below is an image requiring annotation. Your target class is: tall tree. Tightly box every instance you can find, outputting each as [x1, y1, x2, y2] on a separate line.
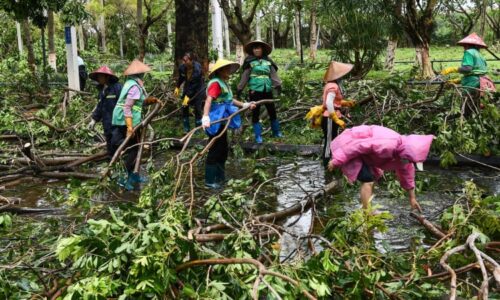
[308, 0, 318, 60]
[22, 19, 36, 71]
[443, 0, 481, 38]
[218, 0, 260, 46]
[137, 0, 172, 61]
[47, 10, 57, 71]
[386, 0, 440, 78]
[175, 0, 209, 73]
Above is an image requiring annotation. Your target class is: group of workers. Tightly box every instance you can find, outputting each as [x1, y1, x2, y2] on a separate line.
[86, 33, 495, 211]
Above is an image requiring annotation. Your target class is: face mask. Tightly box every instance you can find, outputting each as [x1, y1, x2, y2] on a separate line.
[415, 162, 424, 171]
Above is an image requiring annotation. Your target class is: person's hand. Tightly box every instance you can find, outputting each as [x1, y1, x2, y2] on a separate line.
[182, 95, 190, 107]
[125, 117, 134, 137]
[87, 119, 96, 130]
[174, 87, 180, 97]
[242, 102, 257, 110]
[327, 160, 336, 171]
[249, 101, 257, 110]
[446, 78, 461, 85]
[341, 99, 356, 108]
[410, 197, 422, 213]
[440, 66, 459, 76]
[145, 96, 161, 105]
[201, 115, 210, 129]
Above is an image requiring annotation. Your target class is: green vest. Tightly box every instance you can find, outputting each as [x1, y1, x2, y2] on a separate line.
[112, 78, 145, 126]
[461, 48, 487, 88]
[248, 59, 272, 92]
[207, 77, 233, 104]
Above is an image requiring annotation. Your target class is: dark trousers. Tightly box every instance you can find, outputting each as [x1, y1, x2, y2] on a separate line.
[182, 98, 203, 121]
[110, 125, 141, 173]
[321, 116, 339, 166]
[206, 129, 228, 165]
[249, 90, 277, 124]
[79, 65, 87, 91]
[104, 130, 114, 160]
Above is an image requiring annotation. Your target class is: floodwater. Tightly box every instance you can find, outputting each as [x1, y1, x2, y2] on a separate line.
[3, 157, 499, 258]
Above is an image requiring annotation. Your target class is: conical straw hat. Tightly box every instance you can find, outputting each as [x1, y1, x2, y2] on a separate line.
[244, 40, 272, 56]
[123, 59, 152, 76]
[208, 59, 240, 78]
[457, 32, 487, 48]
[323, 61, 353, 82]
[89, 65, 118, 82]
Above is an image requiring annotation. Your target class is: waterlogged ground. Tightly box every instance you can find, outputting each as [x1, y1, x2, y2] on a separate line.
[4, 157, 499, 257]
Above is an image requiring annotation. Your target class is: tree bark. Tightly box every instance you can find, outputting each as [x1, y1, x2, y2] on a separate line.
[48, 11, 57, 71]
[218, 0, 260, 46]
[293, 11, 301, 55]
[175, 0, 209, 74]
[309, 0, 318, 61]
[415, 42, 434, 78]
[384, 38, 398, 71]
[22, 19, 36, 73]
[137, 0, 145, 61]
[100, 0, 107, 52]
[77, 25, 85, 51]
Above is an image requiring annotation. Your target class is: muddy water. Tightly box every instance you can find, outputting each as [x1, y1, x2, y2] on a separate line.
[4, 157, 499, 257]
[273, 159, 499, 258]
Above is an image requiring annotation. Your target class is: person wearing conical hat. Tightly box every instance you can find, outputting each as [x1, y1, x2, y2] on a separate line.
[236, 40, 283, 144]
[440, 33, 496, 108]
[320, 61, 356, 166]
[202, 59, 256, 189]
[111, 59, 161, 191]
[88, 66, 123, 159]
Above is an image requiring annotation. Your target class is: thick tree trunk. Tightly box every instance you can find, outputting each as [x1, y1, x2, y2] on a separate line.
[77, 25, 85, 51]
[309, 0, 318, 61]
[255, 11, 261, 40]
[223, 14, 231, 56]
[218, 0, 259, 48]
[384, 38, 398, 71]
[415, 42, 434, 78]
[235, 42, 244, 64]
[48, 11, 56, 71]
[137, 0, 145, 61]
[22, 19, 36, 72]
[175, 0, 209, 74]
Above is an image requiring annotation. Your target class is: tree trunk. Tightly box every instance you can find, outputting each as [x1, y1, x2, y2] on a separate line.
[119, 29, 124, 58]
[100, 0, 107, 52]
[384, 38, 397, 71]
[16, 22, 23, 56]
[415, 42, 434, 78]
[309, 0, 318, 61]
[211, 0, 224, 59]
[137, 0, 145, 61]
[167, 21, 173, 49]
[255, 10, 261, 40]
[223, 14, 231, 56]
[48, 11, 57, 71]
[294, 11, 301, 56]
[235, 42, 244, 65]
[479, 0, 487, 37]
[22, 19, 36, 72]
[77, 25, 85, 51]
[175, 0, 209, 74]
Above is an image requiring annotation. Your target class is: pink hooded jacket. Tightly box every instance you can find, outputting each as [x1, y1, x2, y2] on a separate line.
[330, 125, 434, 190]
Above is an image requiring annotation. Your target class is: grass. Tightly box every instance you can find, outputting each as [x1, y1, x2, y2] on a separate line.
[268, 47, 500, 82]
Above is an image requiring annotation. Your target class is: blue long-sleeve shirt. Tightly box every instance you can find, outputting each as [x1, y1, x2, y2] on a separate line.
[92, 82, 123, 133]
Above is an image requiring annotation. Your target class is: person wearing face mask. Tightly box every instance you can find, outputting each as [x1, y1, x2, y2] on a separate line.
[174, 52, 206, 132]
[320, 61, 356, 166]
[328, 125, 434, 213]
[236, 40, 283, 144]
[88, 66, 123, 159]
[111, 60, 161, 191]
[202, 59, 256, 189]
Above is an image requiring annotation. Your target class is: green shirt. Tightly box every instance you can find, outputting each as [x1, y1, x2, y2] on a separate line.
[460, 48, 487, 88]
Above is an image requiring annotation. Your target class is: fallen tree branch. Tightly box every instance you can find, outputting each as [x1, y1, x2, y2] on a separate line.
[175, 258, 316, 300]
[410, 212, 447, 239]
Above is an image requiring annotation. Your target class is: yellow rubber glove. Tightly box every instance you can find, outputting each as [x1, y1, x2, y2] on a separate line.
[182, 95, 189, 107]
[440, 66, 459, 76]
[174, 87, 180, 97]
[144, 96, 160, 104]
[125, 117, 134, 137]
[330, 112, 346, 129]
[447, 78, 461, 84]
[341, 100, 356, 108]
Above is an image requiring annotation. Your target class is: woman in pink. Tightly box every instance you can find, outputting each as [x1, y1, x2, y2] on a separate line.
[321, 61, 356, 166]
[328, 125, 434, 212]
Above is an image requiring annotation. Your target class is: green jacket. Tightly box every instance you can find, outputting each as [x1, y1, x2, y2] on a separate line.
[112, 78, 145, 127]
[461, 48, 487, 88]
[248, 59, 272, 92]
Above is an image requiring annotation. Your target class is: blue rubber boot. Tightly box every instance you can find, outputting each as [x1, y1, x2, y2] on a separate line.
[205, 164, 221, 189]
[129, 172, 148, 184]
[118, 174, 135, 191]
[252, 123, 263, 144]
[215, 163, 226, 185]
[183, 117, 190, 133]
[270, 119, 283, 138]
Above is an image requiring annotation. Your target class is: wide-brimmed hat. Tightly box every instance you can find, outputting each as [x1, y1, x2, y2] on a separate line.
[323, 61, 354, 82]
[123, 59, 152, 76]
[244, 40, 272, 56]
[457, 32, 487, 48]
[208, 59, 240, 78]
[89, 65, 118, 82]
